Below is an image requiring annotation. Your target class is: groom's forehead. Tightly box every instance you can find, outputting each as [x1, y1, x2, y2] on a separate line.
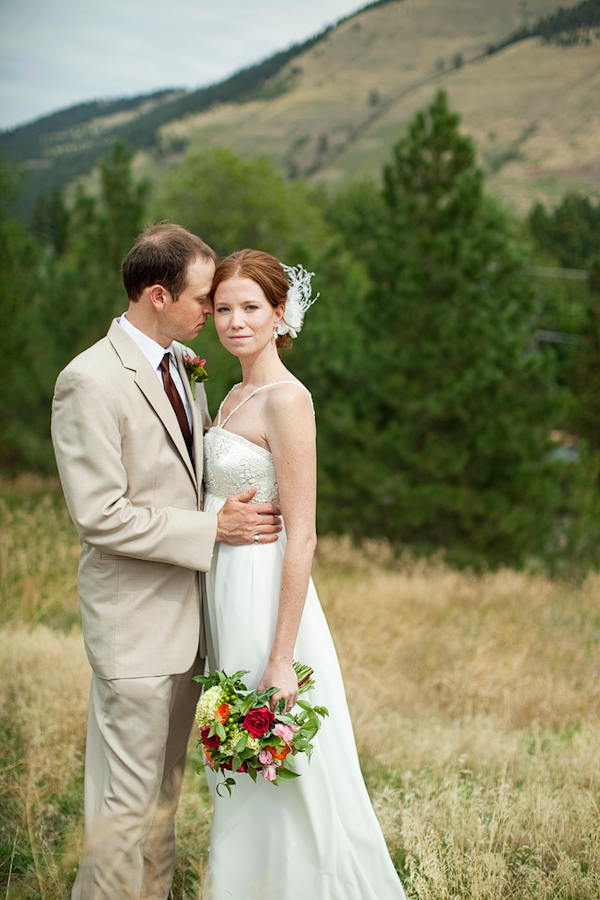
[182, 256, 216, 292]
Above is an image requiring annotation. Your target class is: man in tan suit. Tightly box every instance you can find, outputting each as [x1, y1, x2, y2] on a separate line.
[51, 224, 281, 900]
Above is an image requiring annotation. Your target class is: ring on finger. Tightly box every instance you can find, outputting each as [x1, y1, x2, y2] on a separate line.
[253, 534, 260, 545]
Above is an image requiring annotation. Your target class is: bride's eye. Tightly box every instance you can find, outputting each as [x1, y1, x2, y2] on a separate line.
[215, 306, 230, 314]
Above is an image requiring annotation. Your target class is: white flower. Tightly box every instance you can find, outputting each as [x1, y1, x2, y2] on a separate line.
[277, 295, 304, 338]
[277, 263, 319, 339]
[195, 685, 225, 728]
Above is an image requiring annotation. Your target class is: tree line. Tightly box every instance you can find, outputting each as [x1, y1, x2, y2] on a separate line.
[2, 90, 599, 571]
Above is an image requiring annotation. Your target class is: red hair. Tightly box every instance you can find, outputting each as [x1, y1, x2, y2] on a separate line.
[211, 249, 292, 349]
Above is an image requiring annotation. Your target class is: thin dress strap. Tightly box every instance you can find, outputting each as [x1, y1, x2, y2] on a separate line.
[217, 381, 313, 429]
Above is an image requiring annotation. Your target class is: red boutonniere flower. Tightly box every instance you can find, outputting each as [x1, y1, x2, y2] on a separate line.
[182, 351, 209, 399]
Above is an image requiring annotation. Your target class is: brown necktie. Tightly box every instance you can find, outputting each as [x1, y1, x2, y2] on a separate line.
[160, 353, 193, 458]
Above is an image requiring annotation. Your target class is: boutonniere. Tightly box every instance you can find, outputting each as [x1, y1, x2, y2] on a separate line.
[183, 351, 209, 399]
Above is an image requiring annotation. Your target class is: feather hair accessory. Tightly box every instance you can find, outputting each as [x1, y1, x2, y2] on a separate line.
[277, 263, 319, 339]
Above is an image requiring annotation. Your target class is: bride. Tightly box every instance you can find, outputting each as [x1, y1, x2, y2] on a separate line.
[201, 249, 406, 900]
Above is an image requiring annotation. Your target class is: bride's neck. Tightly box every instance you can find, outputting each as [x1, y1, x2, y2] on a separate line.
[238, 346, 288, 388]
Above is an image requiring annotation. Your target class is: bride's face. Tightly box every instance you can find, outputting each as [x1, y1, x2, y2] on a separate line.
[213, 276, 284, 357]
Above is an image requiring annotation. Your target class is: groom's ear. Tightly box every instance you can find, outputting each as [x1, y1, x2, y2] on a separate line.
[148, 283, 168, 311]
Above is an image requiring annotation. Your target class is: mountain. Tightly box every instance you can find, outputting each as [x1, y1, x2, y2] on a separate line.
[2, 0, 598, 219]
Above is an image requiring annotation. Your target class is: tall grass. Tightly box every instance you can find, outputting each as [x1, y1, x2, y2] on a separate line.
[1, 488, 599, 898]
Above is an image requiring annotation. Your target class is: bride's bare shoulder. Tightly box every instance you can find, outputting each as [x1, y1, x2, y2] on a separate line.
[263, 380, 315, 430]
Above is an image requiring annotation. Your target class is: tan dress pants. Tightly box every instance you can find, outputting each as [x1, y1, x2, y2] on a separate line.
[71, 655, 204, 900]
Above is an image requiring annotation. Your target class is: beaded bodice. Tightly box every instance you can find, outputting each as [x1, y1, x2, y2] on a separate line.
[204, 427, 279, 503]
[203, 381, 312, 504]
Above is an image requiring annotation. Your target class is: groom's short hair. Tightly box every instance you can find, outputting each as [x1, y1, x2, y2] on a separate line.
[122, 223, 216, 302]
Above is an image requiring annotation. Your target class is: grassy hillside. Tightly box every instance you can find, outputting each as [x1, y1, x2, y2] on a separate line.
[2, 0, 595, 220]
[1, 483, 599, 897]
[157, 0, 597, 212]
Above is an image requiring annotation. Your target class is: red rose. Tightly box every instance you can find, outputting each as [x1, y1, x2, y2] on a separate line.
[201, 726, 221, 749]
[222, 760, 248, 773]
[243, 706, 274, 739]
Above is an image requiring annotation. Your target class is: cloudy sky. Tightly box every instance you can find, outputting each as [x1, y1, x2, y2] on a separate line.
[0, 0, 366, 131]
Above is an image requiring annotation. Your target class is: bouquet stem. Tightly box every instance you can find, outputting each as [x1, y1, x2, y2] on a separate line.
[294, 661, 315, 694]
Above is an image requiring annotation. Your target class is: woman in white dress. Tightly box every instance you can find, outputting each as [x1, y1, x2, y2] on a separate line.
[202, 249, 405, 900]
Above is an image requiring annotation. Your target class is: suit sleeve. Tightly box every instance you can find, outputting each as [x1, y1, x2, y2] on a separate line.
[51, 367, 217, 572]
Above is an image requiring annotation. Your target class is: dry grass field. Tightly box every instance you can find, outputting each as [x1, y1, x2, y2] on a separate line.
[1, 481, 599, 898]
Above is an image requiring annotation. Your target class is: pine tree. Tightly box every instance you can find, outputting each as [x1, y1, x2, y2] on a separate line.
[45, 141, 148, 374]
[0, 164, 48, 468]
[529, 193, 600, 269]
[568, 260, 600, 460]
[330, 90, 567, 566]
[155, 147, 326, 259]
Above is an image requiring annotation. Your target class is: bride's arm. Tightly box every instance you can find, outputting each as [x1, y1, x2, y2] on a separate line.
[257, 385, 317, 711]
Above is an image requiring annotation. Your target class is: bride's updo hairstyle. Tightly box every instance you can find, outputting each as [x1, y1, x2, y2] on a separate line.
[210, 249, 293, 350]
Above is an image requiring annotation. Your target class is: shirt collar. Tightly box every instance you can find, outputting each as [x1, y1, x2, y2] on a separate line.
[118, 314, 176, 372]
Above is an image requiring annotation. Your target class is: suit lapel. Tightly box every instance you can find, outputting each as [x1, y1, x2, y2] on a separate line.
[107, 321, 197, 487]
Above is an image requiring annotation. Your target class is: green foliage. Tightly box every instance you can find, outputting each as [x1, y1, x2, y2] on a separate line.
[44, 141, 148, 377]
[487, 0, 600, 53]
[0, 143, 148, 471]
[31, 188, 70, 256]
[528, 199, 600, 532]
[156, 146, 336, 409]
[0, 164, 48, 469]
[1, 113, 598, 570]
[155, 147, 326, 259]
[536, 0, 600, 43]
[324, 90, 572, 566]
[529, 193, 600, 269]
[565, 261, 600, 457]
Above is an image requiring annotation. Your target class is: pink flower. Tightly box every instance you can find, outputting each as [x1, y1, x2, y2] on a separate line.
[258, 748, 274, 765]
[261, 765, 278, 782]
[273, 723, 296, 743]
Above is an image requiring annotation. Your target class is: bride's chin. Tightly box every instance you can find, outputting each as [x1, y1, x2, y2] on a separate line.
[222, 339, 274, 359]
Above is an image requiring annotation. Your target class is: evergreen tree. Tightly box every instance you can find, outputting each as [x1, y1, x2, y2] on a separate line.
[0, 164, 48, 469]
[329, 90, 568, 566]
[45, 141, 148, 375]
[0, 141, 151, 470]
[567, 260, 600, 460]
[529, 193, 600, 269]
[155, 147, 327, 259]
[31, 188, 69, 256]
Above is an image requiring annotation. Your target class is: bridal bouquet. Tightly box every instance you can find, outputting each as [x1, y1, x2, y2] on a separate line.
[194, 662, 328, 796]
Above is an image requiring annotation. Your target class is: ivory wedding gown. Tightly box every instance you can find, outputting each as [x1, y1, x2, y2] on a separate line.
[202, 382, 406, 900]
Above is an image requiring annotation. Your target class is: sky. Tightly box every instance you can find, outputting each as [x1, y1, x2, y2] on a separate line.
[0, 0, 368, 132]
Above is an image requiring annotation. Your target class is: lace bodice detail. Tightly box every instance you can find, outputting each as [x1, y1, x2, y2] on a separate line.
[203, 381, 313, 504]
[204, 428, 279, 503]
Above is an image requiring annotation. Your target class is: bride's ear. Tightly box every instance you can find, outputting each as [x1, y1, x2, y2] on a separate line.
[273, 304, 285, 324]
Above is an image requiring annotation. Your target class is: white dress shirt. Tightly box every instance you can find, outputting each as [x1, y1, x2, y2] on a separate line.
[117, 314, 193, 433]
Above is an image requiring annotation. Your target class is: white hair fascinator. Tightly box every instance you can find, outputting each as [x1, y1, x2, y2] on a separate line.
[278, 263, 319, 339]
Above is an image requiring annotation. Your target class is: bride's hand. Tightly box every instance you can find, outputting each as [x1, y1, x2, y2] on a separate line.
[258, 660, 299, 713]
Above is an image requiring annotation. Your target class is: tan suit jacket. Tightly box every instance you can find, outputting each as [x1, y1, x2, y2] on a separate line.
[51, 319, 218, 679]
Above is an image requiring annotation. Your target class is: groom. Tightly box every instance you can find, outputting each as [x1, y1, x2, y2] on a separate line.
[51, 223, 281, 900]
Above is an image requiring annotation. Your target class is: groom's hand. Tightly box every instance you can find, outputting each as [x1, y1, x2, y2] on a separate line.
[216, 487, 282, 545]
